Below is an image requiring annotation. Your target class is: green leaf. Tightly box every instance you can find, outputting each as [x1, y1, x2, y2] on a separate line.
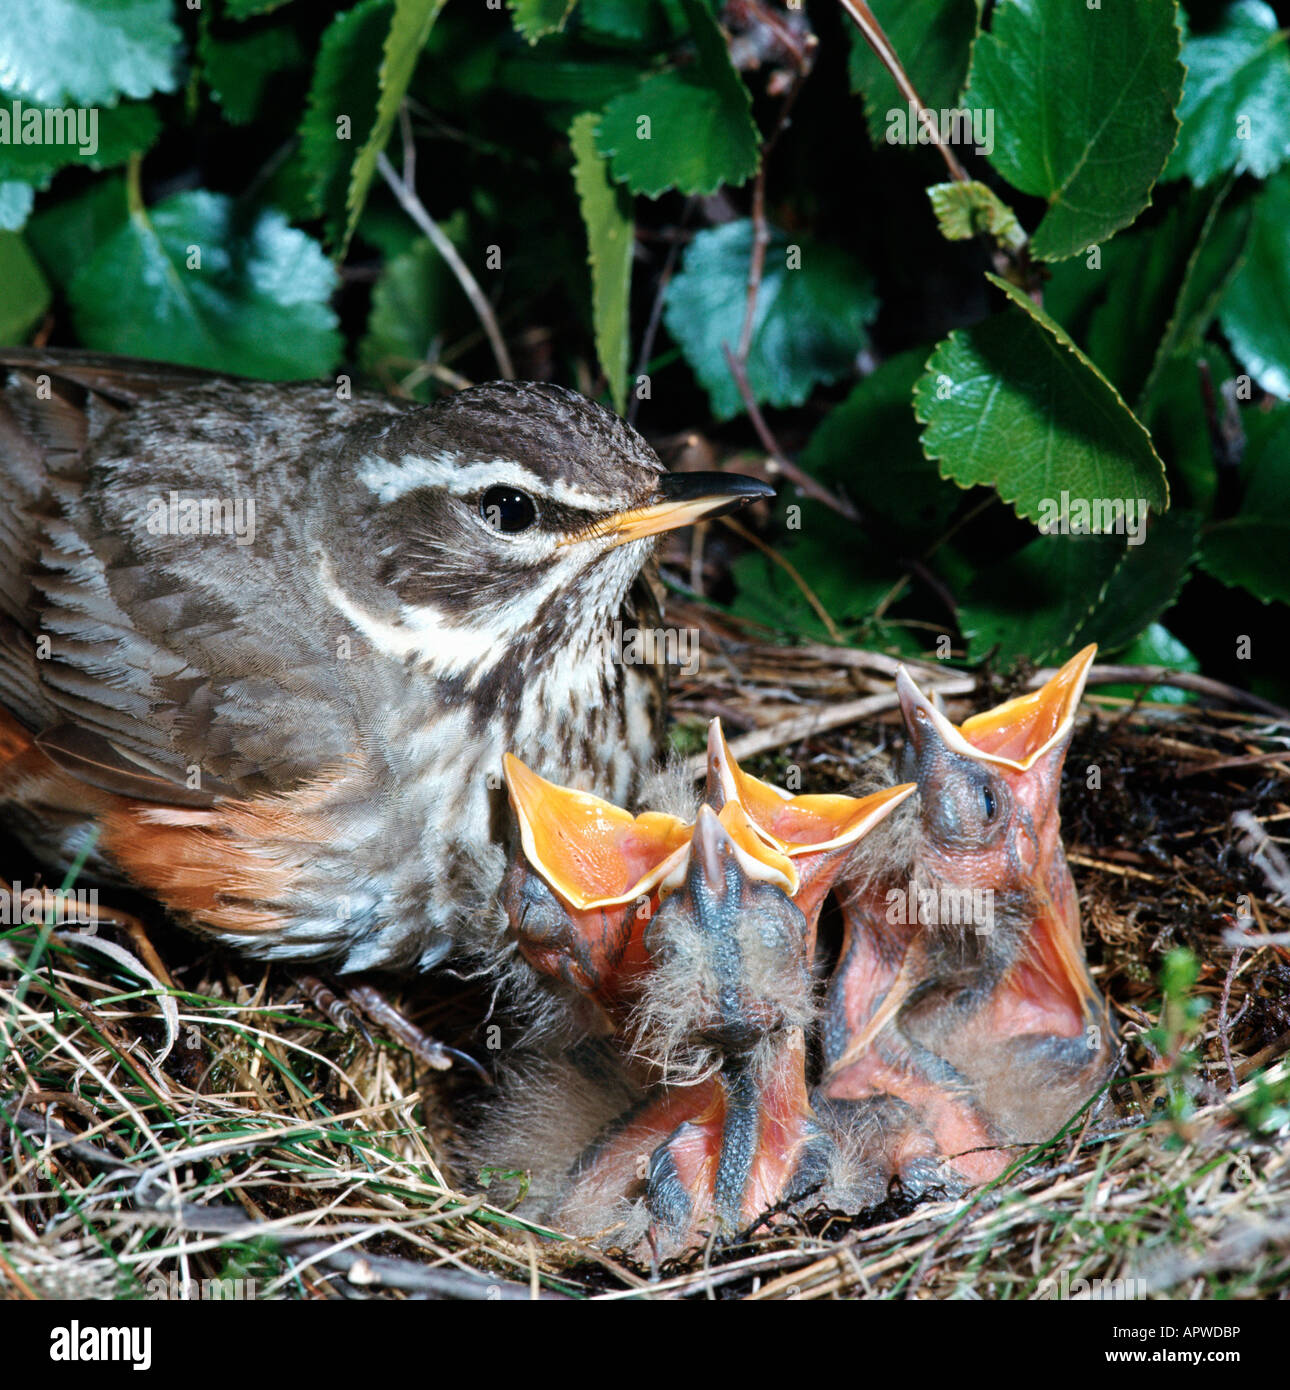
[1168, 198, 1253, 359]
[26, 175, 128, 287]
[0, 0, 180, 105]
[508, 0, 576, 43]
[1140, 347, 1237, 516]
[0, 230, 50, 341]
[800, 348, 958, 541]
[1164, 0, 1290, 186]
[927, 180, 1024, 250]
[299, 0, 447, 248]
[570, 112, 633, 413]
[299, 0, 390, 243]
[345, 0, 448, 249]
[1072, 508, 1200, 654]
[1083, 188, 1250, 409]
[1041, 238, 1133, 347]
[0, 181, 33, 231]
[362, 244, 441, 373]
[963, 0, 1184, 260]
[1200, 407, 1290, 603]
[1219, 168, 1290, 399]
[200, 22, 304, 126]
[358, 213, 470, 395]
[594, 0, 758, 197]
[572, 109, 636, 411]
[960, 532, 1125, 665]
[580, 0, 679, 44]
[496, 51, 647, 110]
[1043, 189, 1249, 397]
[915, 274, 1168, 526]
[68, 190, 342, 381]
[1099, 622, 1200, 703]
[596, 68, 758, 194]
[0, 102, 161, 185]
[847, 0, 980, 147]
[664, 220, 877, 421]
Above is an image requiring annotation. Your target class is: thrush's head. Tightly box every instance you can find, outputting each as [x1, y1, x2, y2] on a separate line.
[318, 381, 771, 673]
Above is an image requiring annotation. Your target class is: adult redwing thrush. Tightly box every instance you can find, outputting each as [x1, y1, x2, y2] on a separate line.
[0, 349, 771, 982]
[481, 724, 911, 1252]
[820, 646, 1113, 1187]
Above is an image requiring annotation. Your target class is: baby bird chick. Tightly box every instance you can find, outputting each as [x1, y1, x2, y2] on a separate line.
[473, 723, 911, 1255]
[820, 646, 1113, 1190]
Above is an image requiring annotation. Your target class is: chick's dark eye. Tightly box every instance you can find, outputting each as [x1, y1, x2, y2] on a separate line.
[982, 785, 998, 821]
[480, 486, 537, 534]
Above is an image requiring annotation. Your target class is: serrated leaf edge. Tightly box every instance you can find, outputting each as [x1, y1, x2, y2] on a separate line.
[913, 272, 1169, 526]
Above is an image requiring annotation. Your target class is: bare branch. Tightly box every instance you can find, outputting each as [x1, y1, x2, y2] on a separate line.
[377, 144, 515, 381]
[721, 344, 860, 520]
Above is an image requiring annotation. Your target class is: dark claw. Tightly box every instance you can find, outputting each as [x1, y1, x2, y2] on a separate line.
[344, 981, 493, 1083]
[432, 1043, 494, 1085]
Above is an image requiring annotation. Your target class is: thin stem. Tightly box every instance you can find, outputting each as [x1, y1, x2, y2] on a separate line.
[377, 147, 515, 381]
[722, 514, 845, 644]
[125, 152, 146, 219]
[733, 15, 812, 368]
[721, 344, 860, 520]
[837, 0, 969, 184]
[736, 156, 774, 364]
[718, 18, 858, 523]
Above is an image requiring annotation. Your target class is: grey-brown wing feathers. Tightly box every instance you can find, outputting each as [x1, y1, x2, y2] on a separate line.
[34, 723, 227, 807]
[0, 350, 404, 802]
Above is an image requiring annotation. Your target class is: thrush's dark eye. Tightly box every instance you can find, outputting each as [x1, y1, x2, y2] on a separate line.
[982, 785, 998, 821]
[480, 486, 537, 534]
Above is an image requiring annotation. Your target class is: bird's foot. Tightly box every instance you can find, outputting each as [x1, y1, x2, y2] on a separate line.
[344, 981, 491, 1081]
[294, 973, 374, 1044]
[294, 974, 490, 1081]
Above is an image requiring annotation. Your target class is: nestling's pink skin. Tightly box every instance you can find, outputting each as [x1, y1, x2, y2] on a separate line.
[502, 734, 911, 1252]
[821, 647, 1113, 1191]
[502, 722, 912, 1015]
[560, 807, 839, 1252]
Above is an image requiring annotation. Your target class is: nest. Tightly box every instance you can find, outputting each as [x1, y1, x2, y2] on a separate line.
[2, 595, 1288, 1301]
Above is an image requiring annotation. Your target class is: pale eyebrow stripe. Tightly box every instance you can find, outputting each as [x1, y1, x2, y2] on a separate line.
[358, 452, 611, 510]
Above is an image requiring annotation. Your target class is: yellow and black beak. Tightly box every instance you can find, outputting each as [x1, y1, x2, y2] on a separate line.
[580, 471, 775, 548]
